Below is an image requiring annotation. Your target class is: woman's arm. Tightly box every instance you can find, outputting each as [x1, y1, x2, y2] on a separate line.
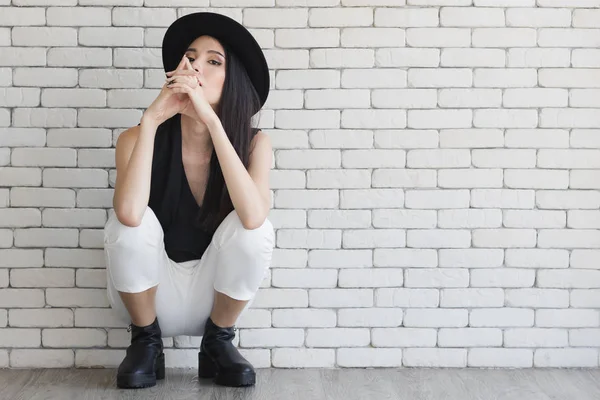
[112, 119, 158, 227]
[207, 117, 272, 230]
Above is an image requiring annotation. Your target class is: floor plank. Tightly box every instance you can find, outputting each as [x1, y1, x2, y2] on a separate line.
[0, 368, 597, 400]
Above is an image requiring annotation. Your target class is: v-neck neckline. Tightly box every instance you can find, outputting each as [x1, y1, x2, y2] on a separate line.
[177, 115, 205, 210]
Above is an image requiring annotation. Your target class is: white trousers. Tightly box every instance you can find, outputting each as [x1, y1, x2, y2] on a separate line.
[103, 206, 275, 338]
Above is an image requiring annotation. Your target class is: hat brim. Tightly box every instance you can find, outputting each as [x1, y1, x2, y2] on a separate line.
[162, 12, 270, 108]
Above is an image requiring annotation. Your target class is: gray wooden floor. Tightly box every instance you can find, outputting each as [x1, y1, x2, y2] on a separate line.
[0, 368, 598, 399]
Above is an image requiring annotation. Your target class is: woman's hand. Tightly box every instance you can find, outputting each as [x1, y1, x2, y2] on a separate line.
[142, 56, 192, 127]
[165, 57, 219, 126]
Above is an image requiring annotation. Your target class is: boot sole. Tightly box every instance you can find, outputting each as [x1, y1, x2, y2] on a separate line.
[198, 352, 256, 387]
[117, 352, 165, 389]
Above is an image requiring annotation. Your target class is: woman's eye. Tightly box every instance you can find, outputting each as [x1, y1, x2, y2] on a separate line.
[209, 60, 222, 66]
[187, 57, 195, 62]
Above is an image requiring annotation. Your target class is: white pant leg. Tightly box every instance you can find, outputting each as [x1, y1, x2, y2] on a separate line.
[103, 207, 190, 336]
[103, 206, 275, 338]
[182, 210, 275, 337]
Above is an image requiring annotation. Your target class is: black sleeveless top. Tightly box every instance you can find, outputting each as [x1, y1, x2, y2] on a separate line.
[147, 114, 213, 263]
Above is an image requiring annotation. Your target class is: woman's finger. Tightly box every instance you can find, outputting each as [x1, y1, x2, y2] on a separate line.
[166, 70, 196, 77]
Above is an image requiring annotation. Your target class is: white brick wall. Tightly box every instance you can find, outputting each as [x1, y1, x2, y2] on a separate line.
[0, 1, 598, 370]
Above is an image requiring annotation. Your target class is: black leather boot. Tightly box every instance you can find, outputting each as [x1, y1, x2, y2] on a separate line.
[198, 317, 255, 387]
[117, 317, 165, 389]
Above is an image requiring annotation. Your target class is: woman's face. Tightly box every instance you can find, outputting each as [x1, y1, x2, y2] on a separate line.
[181, 35, 226, 113]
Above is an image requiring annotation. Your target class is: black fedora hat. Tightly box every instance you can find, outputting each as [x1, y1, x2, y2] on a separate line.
[161, 12, 270, 108]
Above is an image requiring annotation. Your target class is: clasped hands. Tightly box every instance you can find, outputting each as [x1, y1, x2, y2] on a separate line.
[165, 54, 217, 125]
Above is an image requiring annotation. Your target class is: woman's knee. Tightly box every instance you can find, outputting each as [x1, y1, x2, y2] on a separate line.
[213, 210, 275, 259]
[104, 207, 163, 251]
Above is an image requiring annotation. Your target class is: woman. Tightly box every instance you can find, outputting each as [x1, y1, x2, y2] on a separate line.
[103, 12, 274, 389]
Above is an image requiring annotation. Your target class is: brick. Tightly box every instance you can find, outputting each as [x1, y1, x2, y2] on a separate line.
[0, 68, 11, 86]
[310, 49, 373, 68]
[441, 289, 503, 307]
[337, 348, 402, 367]
[240, 328, 304, 347]
[571, 89, 600, 108]
[342, 28, 404, 48]
[504, 88, 568, 108]
[11, 349, 74, 368]
[473, 28, 536, 47]
[572, 290, 600, 307]
[474, 109, 537, 128]
[506, 289, 569, 309]
[47, 7, 110, 26]
[276, 28, 339, 48]
[0, 249, 43, 268]
[339, 269, 403, 288]
[272, 348, 334, 368]
[0, 8, 45, 26]
[471, 308, 534, 327]
[438, 209, 502, 227]
[308, 209, 370, 228]
[376, 48, 440, 67]
[406, 28, 470, 47]
[274, 189, 338, 209]
[11, 268, 74, 288]
[375, 130, 438, 149]
[537, 190, 600, 210]
[0, 168, 41, 187]
[13, 108, 77, 128]
[409, 68, 471, 88]
[506, 169, 569, 190]
[0, 48, 45, 66]
[404, 309, 468, 327]
[540, 69, 600, 89]
[439, 328, 502, 347]
[504, 210, 566, 228]
[475, 0, 534, 4]
[505, 249, 569, 269]
[535, 349, 598, 368]
[540, 229, 600, 248]
[505, 129, 569, 148]
[79, 27, 144, 47]
[372, 328, 435, 347]
[571, 170, 600, 189]
[405, 268, 469, 287]
[441, 48, 505, 67]
[438, 169, 503, 188]
[373, 169, 436, 188]
[15, 68, 78, 89]
[376, 288, 439, 308]
[0, 209, 40, 228]
[340, 189, 403, 209]
[505, 328, 568, 348]
[77, 189, 114, 209]
[46, 288, 108, 307]
[569, 210, 600, 229]
[373, 209, 436, 229]
[43, 169, 108, 188]
[272, 309, 335, 328]
[507, 48, 570, 68]
[375, 249, 437, 268]
[74, 308, 125, 328]
[306, 328, 370, 347]
[474, 68, 537, 88]
[538, 270, 600, 289]
[8, 309, 73, 328]
[13, 27, 77, 47]
[10, 188, 75, 208]
[439, 89, 502, 108]
[48, 48, 112, 67]
[244, 8, 307, 28]
[305, 89, 370, 109]
[0, 230, 12, 248]
[342, 110, 406, 129]
[375, 7, 437, 27]
[113, 48, 161, 68]
[0, 289, 44, 308]
[572, 49, 600, 67]
[539, 149, 600, 169]
[275, 110, 339, 129]
[441, 7, 504, 27]
[343, 68, 406, 88]
[439, 129, 503, 148]
[373, 89, 437, 109]
[472, 229, 536, 248]
[272, 269, 337, 288]
[310, 8, 372, 27]
[338, 308, 403, 328]
[507, 8, 571, 27]
[251, 289, 308, 309]
[0, 88, 40, 107]
[570, 329, 600, 347]
[308, 249, 372, 268]
[309, 289, 373, 308]
[307, 169, 369, 189]
[43, 328, 106, 348]
[539, 29, 600, 48]
[406, 189, 469, 209]
[469, 349, 533, 368]
[537, 309, 599, 328]
[12, 148, 76, 167]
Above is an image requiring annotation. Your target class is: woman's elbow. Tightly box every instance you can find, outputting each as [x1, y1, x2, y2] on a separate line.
[113, 203, 144, 227]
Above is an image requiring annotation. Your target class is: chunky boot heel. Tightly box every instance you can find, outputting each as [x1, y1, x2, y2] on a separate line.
[155, 352, 166, 380]
[198, 351, 218, 379]
[198, 317, 256, 387]
[116, 317, 165, 389]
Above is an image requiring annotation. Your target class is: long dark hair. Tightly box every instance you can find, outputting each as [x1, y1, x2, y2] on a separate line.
[195, 41, 262, 232]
